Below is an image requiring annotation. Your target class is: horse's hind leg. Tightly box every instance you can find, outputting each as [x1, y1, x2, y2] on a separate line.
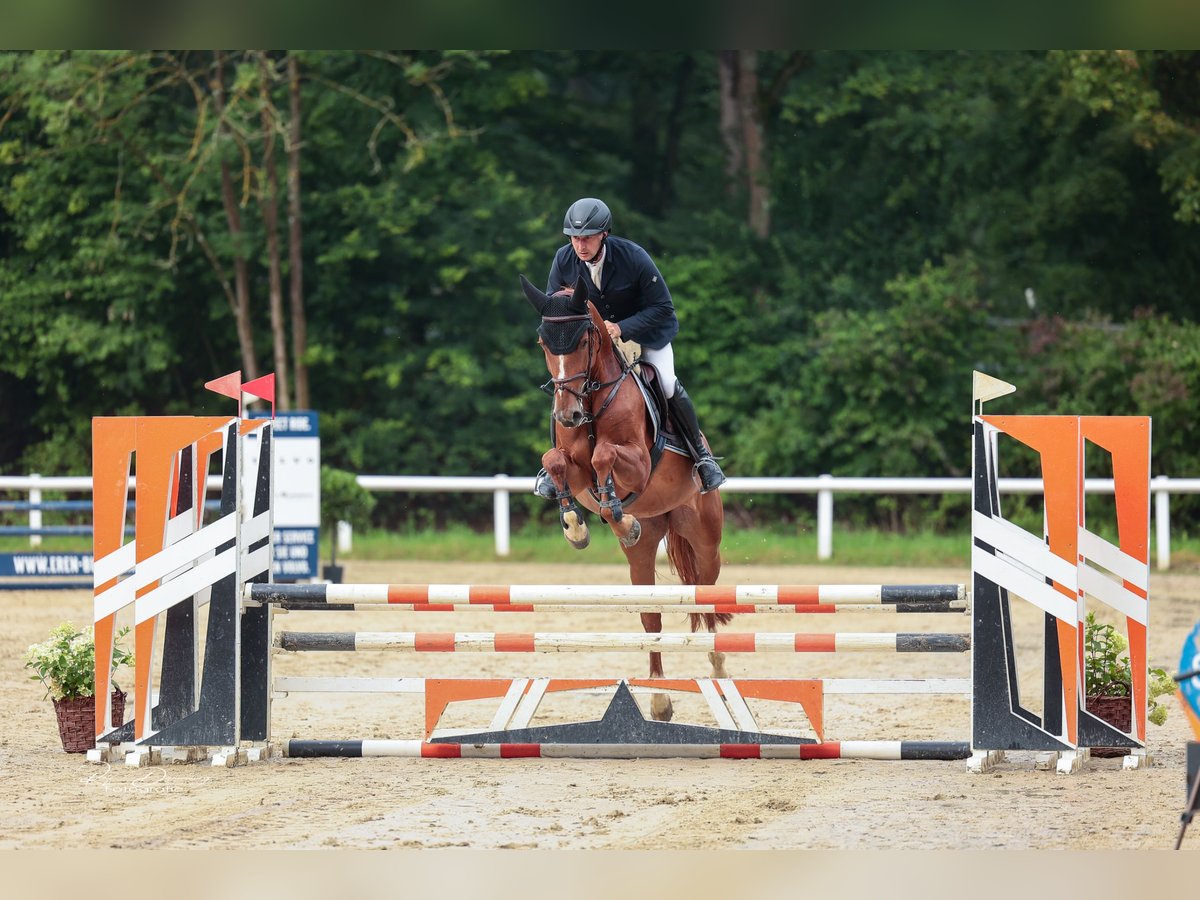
[624, 515, 673, 721]
[671, 497, 727, 680]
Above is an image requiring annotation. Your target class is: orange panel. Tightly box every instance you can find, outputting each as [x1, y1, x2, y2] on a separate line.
[134, 618, 156, 740]
[548, 679, 627, 692]
[91, 417, 136, 573]
[134, 418, 234, 566]
[424, 678, 512, 738]
[92, 418, 137, 730]
[1056, 617, 1078, 743]
[1128, 619, 1148, 741]
[734, 679, 826, 741]
[981, 415, 1080, 566]
[1080, 417, 1150, 565]
[93, 615, 114, 736]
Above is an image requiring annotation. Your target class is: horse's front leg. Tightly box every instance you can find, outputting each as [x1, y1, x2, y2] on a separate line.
[542, 448, 589, 550]
[591, 441, 649, 547]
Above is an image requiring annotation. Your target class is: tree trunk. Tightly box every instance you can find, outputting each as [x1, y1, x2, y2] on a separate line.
[737, 51, 770, 239]
[716, 50, 772, 238]
[212, 50, 257, 380]
[286, 54, 310, 410]
[716, 51, 744, 192]
[259, 54, 291, 411]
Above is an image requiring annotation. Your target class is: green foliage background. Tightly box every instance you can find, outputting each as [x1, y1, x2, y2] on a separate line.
[2, 50, 1197, 533]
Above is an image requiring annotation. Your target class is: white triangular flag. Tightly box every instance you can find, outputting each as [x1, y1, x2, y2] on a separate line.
[972, 370, 1017, 406]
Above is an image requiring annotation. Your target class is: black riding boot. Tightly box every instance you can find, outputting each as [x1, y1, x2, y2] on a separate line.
[667, 383, 727, 493]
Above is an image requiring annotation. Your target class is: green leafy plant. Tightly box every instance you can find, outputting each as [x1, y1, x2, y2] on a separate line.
[320, 465, 377, 567]
[1084, 611, 1173, 726]
[23, 622, 134, 702]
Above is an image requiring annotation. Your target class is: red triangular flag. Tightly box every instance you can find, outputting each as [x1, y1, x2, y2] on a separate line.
[204, 371, 242, 401]
[242, 373, 276, 418]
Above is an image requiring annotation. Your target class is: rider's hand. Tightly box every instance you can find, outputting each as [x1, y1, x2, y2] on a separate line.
[605, 321, 622, 340]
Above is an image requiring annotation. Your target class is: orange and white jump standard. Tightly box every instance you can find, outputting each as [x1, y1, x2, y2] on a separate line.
[969, 372, 1153, 774]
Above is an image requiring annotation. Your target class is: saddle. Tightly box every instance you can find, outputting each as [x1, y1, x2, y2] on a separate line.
[630, 361, 690, 469]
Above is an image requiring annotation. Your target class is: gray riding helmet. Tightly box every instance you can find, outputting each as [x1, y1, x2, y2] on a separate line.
[563, 198, 612, 236]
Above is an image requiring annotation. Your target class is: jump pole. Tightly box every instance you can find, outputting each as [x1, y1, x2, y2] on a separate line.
[249, 582, 965, 607]
[273, 601, 966, 614]
[283, 739, 973, 761]
[274, 630, 972, 653]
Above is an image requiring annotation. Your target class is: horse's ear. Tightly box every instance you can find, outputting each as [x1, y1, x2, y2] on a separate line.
[587, 301, 605, 329]
[520, 274, 549, 315]
[572, 275, 590, 308]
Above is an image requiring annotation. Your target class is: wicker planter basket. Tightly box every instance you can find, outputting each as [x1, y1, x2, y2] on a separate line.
[1085, 694, 1132, 758]
[52, 691, 127, 753]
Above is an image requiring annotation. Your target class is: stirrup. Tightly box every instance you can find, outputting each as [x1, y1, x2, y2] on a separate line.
[695, 457, 726, 494]
[533, 469, 558, 500]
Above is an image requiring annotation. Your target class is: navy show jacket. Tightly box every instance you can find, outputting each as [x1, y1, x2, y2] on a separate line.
[545, 234, 679, 350]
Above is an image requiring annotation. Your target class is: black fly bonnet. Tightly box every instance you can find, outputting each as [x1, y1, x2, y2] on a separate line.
[521, 274, 595, 354]
[537, 293, 592, 353]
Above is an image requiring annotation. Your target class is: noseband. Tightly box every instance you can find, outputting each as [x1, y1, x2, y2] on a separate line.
[539, 314, 629, 423]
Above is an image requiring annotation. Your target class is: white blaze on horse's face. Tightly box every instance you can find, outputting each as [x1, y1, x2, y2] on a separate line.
[551, 347, 588, 428]
[542, 334, 591, 430]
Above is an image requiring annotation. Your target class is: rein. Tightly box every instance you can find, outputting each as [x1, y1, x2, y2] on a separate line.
[539, 315, 630, 424]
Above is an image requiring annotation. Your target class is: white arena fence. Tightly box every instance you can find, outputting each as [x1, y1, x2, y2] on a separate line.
[1, 472, 1196, 569]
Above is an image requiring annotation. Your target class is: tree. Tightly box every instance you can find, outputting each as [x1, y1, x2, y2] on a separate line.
[1056, 51, 1200, 225]
[716, 51, 809, 238]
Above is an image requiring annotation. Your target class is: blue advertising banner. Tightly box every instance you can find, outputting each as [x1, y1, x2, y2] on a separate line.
[0, 552, 92, 578]
[249, 410, 321, 580]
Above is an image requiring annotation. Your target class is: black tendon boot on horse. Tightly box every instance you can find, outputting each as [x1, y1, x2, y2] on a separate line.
[667, 383, 726, 494]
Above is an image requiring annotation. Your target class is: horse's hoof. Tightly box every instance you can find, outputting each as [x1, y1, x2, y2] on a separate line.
[562, 509, 590, 549]
[619, 518, 642, 548]
[650, 693, 674, 722]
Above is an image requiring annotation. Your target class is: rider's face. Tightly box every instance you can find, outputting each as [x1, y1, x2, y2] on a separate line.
[570, 232, 606, 262]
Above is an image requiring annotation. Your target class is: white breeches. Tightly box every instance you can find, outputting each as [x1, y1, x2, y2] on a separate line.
[641, 343, 677, 398]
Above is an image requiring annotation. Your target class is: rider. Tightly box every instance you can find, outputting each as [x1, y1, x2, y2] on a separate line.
[533, 197, 727, 497]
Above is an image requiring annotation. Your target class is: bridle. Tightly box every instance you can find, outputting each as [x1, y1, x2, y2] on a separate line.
[539, 314, 630, 424]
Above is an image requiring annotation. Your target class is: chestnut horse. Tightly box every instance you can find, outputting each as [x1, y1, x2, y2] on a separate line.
[521, 274, 727, 721]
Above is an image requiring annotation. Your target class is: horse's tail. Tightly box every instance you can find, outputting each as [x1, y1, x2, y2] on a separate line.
[666, 526, 732, 633]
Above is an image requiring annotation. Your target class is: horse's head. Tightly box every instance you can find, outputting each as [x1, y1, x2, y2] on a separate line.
[521, 274, 610, 429]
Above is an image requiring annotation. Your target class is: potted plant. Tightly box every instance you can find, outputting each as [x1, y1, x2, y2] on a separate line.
[319, 465, 376, 584]
[1083, 611, 1174, 756]
[23, 622, 134, 753]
